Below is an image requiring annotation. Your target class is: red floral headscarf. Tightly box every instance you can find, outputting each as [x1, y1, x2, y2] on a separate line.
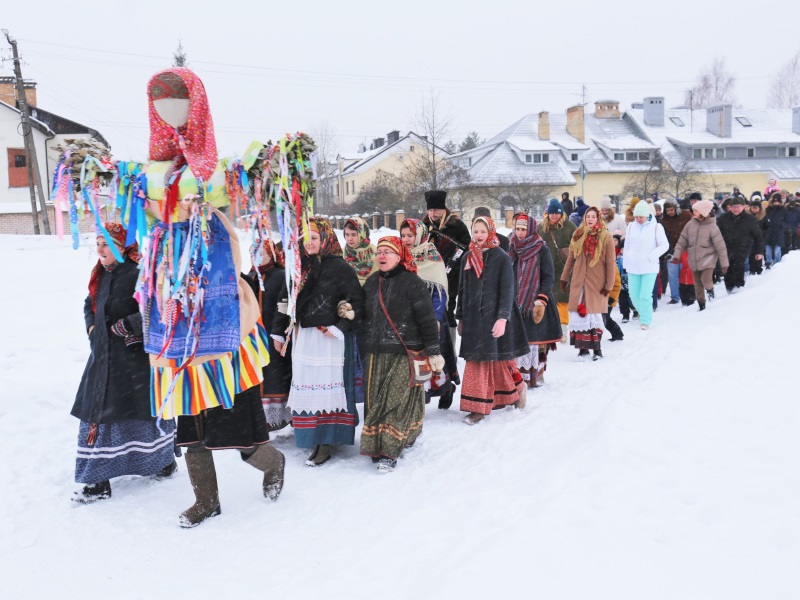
[88, 223, 139, 312]
[377, 236, 417, 274]
[466, 216, 500, 279]
[148, 68, 218, 182]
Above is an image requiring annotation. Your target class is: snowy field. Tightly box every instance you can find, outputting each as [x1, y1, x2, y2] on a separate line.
[1, 232, 798, 600]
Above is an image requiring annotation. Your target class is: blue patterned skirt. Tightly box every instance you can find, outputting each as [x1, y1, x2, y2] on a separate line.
[75, 419, 176, 484]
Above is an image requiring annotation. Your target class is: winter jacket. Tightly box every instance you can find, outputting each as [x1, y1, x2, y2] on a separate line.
[764, 205, 789, 246]
[455, 247, 528, 362]
[716, 211, 764, 259]
[785, 202, 800, 231]
[660, 210, 692, 254]
[359, 265, 440, 357]
[561, 235, 616, 315]
[274, 254, 364, 333]
[603, 212, 627, 238]
[622, 218, 669, 275]
[511, 244, 562, 344]
[541, 214, 577, 304]
[72, 259, 152, 424]
[673, 217, 730, 272]
[608, 266, 622, 308]
[423, 210, 471, 325]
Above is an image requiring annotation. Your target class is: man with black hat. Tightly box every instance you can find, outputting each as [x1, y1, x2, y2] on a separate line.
[716, 195, 764, 293]
[422, 190, 472, 337]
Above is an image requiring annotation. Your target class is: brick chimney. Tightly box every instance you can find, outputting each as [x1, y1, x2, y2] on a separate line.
[537, 111, 550, 141]
[0, 76, 37, 108]
[594, 100, 620, 119]
[566, 105, 585, 144]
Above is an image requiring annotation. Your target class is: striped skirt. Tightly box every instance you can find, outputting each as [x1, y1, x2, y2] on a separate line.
[75, 418, 175, 485]
[460, 360, 523, 415]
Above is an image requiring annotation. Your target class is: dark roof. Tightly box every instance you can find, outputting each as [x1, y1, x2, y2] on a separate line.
[29, 106, 109, 147]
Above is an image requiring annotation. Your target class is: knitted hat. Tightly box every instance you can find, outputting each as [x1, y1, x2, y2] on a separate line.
[425, 190, 447, 210]
[689, 192, 702, 201]
[694, 200, 714, 217]
[599, 196, 613, 209]
[546, 198, 563, 214]
[633, 201, 652, 218]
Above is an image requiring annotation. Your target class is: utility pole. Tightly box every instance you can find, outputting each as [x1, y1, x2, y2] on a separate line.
[3, 30, 51, 234]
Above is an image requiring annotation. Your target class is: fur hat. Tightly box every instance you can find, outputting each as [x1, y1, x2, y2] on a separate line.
[663, 199, 678, 212]
[689, 192, 702, 201]
[633, 201, 652, 218]
[546, 198, 563, 215]
[694, 199, 714, 217]
[599, 196, 613, 210]
[728, 195, 745, 206]
[425, 190, 447, 210]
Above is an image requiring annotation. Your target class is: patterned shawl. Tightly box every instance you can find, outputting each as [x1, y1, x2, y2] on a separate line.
[465, 216, 500, 279]
[88, 223, 139, 312]
[148, 68, 218, 182]
[343, 217, 376, 284]
[376, 236, 417, 274]
[569, 208, 609, 268]
[401, 218, 447, 293]
[300, 217, 343, 293]
[508, 213, 545, 316]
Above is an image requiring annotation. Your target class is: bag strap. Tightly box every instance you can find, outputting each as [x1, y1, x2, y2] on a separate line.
[378, 277, 410, 353]
[549, 230, 565, 265]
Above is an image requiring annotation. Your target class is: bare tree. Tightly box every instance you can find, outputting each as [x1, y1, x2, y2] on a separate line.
[663, 157, 707, 199]
[767, 49, 800, 108]
[620, 153, 669, 199]
[684, 57, 736, 108]
[172, 39, 189, 67]
[413, 90, 454, 190]
[454, 181, 557, 219]
[308, 119, 340, 211]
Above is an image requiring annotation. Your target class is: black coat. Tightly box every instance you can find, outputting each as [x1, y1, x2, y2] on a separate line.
[358, 265, 440, 357]
[71, 259, 152, 424]
[423, 211, 472, 326]
[244, 266, 292, 397]
[273, 254, 364, 333]
[717, 211, 764, 259]
[764, 205, 789, 246]
[455, 248, 529, 362]
[511, 245, 562, 344]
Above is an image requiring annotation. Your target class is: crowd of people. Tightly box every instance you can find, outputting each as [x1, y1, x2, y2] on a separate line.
[71, 172, 798, 527]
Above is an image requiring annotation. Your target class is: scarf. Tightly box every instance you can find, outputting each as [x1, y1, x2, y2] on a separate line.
[508, 213, 545, 316]
[401, 218, 448, 293]
[465, 216, 500, 279]
[569, 210, 609, 269]
[376, 236, 417, 274]
[299, 217, 343, 293]
[148, 68, 218, 182]
[343, 217, 376, 283]
[88, 222, 139, 312]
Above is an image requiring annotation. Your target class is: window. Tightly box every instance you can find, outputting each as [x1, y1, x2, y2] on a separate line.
[625, 152, 638, 161]
[704, 149, 714, 159]
[639, 152, 651, 161]
[735, 117, 752, 127]
[790, 148, 798, 157]
[409, 145, 415, 152]
[715, 148, 725, 159]
[693, 148, 702, 159]
[571, 153, 578, 161]
[669, 116, 685, 127]
[778, 147, 787, 157]
[352, 180, 355, 193]
[336, 183, 339, 195]
[525, 154, 532, 163]
[542, 153, 549, 163]
[614, 152, 625, 161]
[7, 149, 27, 188]
[467, 157, 472, 167]
[747, 147, 755, 158]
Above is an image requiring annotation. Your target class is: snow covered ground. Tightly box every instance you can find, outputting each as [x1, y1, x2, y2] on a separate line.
[1, 232, 798, 599]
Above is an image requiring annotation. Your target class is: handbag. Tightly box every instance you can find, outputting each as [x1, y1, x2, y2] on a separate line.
[378, 278, 431, 387]
[549, 230, 570, 263]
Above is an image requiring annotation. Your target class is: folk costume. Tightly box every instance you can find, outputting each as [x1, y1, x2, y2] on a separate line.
[359, 236, 441, 470]
[139, 68, 283, 527]
[275, 217, 364, 465]
[72, 224, 176, 503]
[455, 217, 528, 423]
[401, 218, 459, 409]
[508, 214, 561, 388]
[560, 209, 616, 359]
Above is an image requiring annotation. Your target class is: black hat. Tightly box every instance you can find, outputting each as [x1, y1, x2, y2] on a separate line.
[425, 190, 447, 210]
[728, 195, 745, 206]
[689, 192, 702, 201]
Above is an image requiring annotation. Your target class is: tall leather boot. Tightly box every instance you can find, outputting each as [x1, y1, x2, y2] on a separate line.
[179, 450, 221, 528]
[243, 443, 285, 501]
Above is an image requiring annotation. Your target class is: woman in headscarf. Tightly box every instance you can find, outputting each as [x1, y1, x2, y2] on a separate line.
[342, 217, 376, 407]
[541, 198, 577, 343]
[358, 237, 442, 471]
[399, 218, 459, 409]
[243, 240, 292, 432]
[456, 216, 528, 425]
[71, 224, 176, 504]
[274, 217, 364, 466]
[140, 68, 284, 528]
[560, 207, 616, 360]
[508, 213, 562, 390]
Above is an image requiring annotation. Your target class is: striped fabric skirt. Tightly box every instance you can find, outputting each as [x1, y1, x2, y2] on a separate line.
[75, 418, 175, 485]
[568, 312, 604, 351]
[460, 360, 523, 415]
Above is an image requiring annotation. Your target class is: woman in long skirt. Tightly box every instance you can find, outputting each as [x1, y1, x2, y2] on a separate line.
[358, 236, 442, 471]
[71, 223, 176, 503]
[399, 218, 460, 409]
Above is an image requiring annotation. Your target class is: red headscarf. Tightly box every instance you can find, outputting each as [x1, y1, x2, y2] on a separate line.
[466, 216, 500, 279]
[148, 68, 218, 182]
[88, 223, 140, 312]
[377, 236, 417, 274]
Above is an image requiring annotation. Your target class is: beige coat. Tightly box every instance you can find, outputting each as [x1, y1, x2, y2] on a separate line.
[672, 217, 730, 272]
[560, 236, 616, 314]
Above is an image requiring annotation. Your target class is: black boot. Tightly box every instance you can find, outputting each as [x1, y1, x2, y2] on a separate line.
[180, 450, 221, 528]
[698, 301, 706, 311]
[72, 480, 111, 504]
[578, 349, 590, 359]
[437, 382, 455, 410]
[152, 459, 178, 481]
[707, 288, 715, 300]
[593, 348, 603, 361]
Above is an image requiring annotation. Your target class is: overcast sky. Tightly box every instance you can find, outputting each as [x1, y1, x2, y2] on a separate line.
[2, 0, 795, 161]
